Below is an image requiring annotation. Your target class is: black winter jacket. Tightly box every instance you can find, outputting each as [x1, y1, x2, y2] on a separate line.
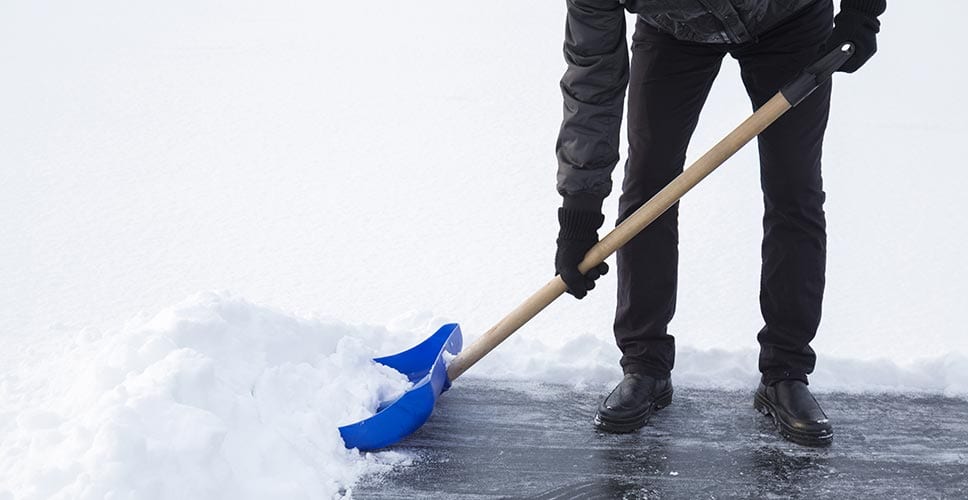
[555, 0, 881, 202]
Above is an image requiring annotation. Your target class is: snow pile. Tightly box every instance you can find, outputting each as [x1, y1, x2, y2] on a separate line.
[0, 292, 417, 500]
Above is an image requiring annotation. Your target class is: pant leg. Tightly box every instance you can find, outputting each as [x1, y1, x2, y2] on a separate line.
[730, 0, 834, 385]
[615, 18, 725, 377]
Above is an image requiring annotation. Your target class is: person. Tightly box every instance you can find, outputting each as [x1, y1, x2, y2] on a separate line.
[554, 0, 886, 446]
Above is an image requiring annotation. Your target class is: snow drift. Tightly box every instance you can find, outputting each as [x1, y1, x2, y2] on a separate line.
[0, 293, 418, 500]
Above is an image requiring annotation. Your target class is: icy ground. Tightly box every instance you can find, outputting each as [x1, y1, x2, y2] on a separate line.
[2, 0, 967, 498]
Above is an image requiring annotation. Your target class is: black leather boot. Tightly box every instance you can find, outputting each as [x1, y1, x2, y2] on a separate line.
[594, 374, 673, 433]
[754, 380, 833, 446]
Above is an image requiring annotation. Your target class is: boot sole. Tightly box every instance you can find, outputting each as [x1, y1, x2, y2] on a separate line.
[594, 388, 673, 434]
[754, 391, 833, 447]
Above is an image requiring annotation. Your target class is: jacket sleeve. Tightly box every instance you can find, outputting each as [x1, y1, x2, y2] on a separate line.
[555, 0, 629, 204]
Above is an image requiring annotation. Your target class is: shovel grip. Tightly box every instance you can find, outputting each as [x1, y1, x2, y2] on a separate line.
[781, 42, 855, 107]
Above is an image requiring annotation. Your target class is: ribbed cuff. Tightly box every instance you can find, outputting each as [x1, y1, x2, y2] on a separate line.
[557, 207, 604, 240]
[840, 0, 886, 17]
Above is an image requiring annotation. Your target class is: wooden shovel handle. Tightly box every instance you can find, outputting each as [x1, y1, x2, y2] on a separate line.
[445, 43, 855, 381]
[445, 93, 791, 382]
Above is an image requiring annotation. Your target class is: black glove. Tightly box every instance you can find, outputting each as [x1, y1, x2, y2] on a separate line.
[555, 207, 608, 299]
[827, 0, 886, 73]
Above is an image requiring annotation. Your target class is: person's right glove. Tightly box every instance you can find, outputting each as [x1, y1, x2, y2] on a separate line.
[555, 207, 609, 299]
[827, 0, 887, 73]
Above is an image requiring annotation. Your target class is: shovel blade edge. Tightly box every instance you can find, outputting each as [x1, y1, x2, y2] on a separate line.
[339, 323, 462, 451]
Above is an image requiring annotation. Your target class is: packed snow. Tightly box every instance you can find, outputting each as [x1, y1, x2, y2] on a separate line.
[2, 0, 966, 498]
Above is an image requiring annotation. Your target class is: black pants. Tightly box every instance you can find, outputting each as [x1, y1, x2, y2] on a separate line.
[615, 0, 833, 386]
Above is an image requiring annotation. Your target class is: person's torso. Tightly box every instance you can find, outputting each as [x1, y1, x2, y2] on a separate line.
[622, 0, 819, 44]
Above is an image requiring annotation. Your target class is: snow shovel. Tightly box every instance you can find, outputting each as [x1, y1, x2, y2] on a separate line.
[339, 43, 856, 451]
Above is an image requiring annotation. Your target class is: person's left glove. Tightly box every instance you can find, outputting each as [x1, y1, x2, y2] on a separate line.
[555, 207, 608, 299]
[826, 0, 887, 73]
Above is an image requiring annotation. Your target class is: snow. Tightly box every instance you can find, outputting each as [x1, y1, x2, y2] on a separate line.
[0, 293, 417, 499]
[1, 0, 967, 497]
[473, 331, 968, 398]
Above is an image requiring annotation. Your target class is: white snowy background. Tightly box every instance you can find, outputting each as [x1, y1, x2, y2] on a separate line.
[2, 1, 966, 498]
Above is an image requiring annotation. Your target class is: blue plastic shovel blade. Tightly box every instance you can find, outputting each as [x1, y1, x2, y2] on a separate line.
[338, 323, 463, 451]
